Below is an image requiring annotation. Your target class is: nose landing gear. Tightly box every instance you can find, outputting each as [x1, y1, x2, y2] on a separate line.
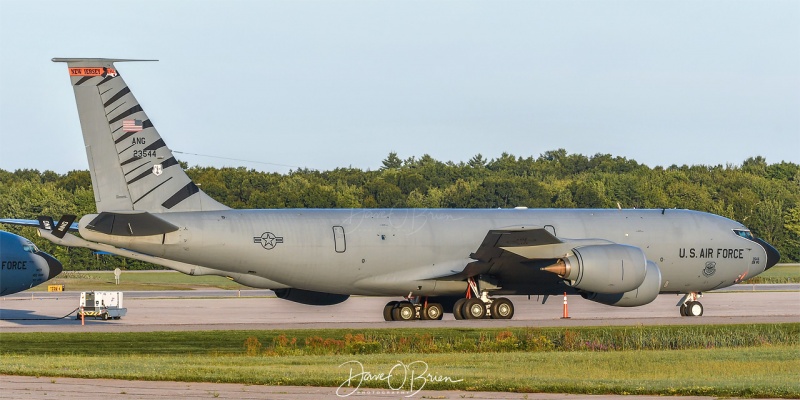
[678, 292, 704, 317]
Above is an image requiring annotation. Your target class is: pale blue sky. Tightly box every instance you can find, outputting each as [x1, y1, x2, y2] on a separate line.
[1, 0, 798, 174]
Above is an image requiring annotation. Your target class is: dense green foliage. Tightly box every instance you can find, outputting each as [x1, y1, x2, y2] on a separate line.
[1, 150, 798, 269]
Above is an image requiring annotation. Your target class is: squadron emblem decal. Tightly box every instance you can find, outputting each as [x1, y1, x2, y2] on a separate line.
[702, 261, 716, 277]
[254, 232, 284, 250]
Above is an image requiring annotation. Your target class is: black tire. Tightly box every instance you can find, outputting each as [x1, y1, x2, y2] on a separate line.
[679, 303, 688, 316]
[686, 301, 704, 317]
[383, 301, 399, 321]
[422, 303, 444, 320]
[490, 297, 514, 319]
[392, 302, 416, 321]
[453, 298, 467, 320]
[463, 298, 486, 319]
[102, 313, 108, 321]
[433, 303, 445, 320]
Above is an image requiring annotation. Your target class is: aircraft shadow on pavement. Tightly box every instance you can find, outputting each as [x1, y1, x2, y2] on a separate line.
[0, 307, 81, 325]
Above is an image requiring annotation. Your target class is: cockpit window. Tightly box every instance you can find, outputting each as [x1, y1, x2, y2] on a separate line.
[22, 242, 39, 253]
[733, 229, 754, 240]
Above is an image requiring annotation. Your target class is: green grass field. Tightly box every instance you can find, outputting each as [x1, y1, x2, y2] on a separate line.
[1, 325, 798, 397]
[743, 264, 800, 284]
[2, 347, 797, 397]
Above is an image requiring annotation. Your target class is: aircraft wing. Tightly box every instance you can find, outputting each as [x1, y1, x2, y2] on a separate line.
[435, 228, 612, 282]
[471, 229, 562, 261]
[463, 229, 559, 277]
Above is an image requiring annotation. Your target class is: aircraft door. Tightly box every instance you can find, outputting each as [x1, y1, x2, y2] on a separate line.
[332, 226, 346, 253]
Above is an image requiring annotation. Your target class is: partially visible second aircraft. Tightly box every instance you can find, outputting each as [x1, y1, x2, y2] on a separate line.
[0, 230, 62, 296]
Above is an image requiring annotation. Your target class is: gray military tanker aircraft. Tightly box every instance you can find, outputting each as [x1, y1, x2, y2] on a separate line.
[0, 230, 62, 296]
[2, 58, 781, 320]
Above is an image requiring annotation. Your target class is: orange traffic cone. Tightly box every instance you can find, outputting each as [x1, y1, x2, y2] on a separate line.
[561, 292, 570, 319]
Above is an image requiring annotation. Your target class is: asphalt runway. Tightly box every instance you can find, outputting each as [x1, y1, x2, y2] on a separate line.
[1, 286, 798, 332]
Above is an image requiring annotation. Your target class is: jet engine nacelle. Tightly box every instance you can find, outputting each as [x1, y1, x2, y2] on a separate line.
[580, 260, 662, 307]
[556, 244, 648, 294]
[273, 288, 350, 306]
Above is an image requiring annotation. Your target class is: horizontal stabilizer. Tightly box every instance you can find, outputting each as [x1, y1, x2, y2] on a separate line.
[86, 211, 178, 236]
[0, 217, 79, 232]
[52, 215, 77, 239]
[37, 216, 55, 231]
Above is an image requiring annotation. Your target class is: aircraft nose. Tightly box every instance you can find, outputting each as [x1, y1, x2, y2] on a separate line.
[40, 252, 63, 280]
[753, 237, 780, 270]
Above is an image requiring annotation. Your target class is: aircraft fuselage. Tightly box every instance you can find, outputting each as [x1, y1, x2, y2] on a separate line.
[78, 208, 771, 297]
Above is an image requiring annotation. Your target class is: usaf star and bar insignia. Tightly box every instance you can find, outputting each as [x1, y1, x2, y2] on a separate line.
[254, 232, 284, 250]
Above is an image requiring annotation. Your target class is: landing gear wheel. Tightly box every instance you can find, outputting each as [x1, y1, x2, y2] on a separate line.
[679, 303, 688, 316]
[490, 297, 514, 319]
[392, 301, 417, 321]
[463, 298, 486, 319]
[383, 301, 399, 321]
[453, 298, 467, 320]
[685, 301, 703, 317]
[102, 313, 108, 321]
[421, 303, 444, 320]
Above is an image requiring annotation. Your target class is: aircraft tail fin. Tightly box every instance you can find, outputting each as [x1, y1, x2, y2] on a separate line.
[52, 58, 229, 213]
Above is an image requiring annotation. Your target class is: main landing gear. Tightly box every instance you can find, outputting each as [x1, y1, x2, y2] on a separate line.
[453, 296, 514, 320]
[678, 292, 704, 317]
[382, 278, 515, 321]
[383, 299, 445, 321]
[453, 278, 514, 320]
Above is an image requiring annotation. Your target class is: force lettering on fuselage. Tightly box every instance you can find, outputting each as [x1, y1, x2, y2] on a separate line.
[679, 248, 745, 259]
[1, 260, 28, 270]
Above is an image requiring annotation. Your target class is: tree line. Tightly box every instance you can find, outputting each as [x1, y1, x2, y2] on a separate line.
[0, 149, 797, 269]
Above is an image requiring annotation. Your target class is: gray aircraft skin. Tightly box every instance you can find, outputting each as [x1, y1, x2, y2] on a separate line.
[3, 58, 780, 320]
[0, 231, 62, 296]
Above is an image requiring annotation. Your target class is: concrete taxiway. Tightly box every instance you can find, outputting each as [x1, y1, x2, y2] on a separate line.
[1, 286, 798, 332]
